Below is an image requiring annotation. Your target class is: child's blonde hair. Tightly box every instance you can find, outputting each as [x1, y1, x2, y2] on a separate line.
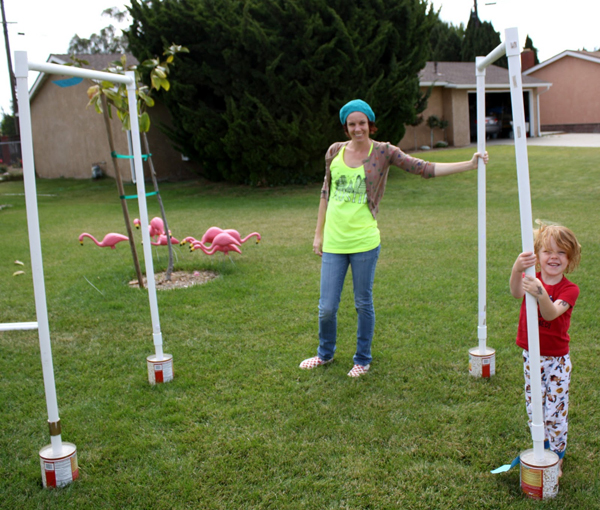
[533, 221, 581, 273]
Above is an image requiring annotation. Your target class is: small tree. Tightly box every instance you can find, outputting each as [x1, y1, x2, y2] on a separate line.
[438, 118, 449, 142]
[426, 115, 440, 148]
[73, 44, 188, 283]
[408, 115, 424, 151]
[0, 111, 16, 136]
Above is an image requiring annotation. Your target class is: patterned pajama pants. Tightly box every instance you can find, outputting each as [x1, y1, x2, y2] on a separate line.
[523, 350, 571, 458]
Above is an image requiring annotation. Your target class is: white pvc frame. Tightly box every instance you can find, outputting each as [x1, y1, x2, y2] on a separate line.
[11, 51, 166, 458]
[476, 29, 545, 462]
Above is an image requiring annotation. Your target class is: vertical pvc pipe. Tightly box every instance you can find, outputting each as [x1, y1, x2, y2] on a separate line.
[15, 51, 63, 455]
[505, 27, 545, 462]
[476, 57, 487, 354]
[125, 72, 164, 361]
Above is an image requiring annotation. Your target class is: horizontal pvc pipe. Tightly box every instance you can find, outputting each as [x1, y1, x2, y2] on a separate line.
[476, 41, 506, 71]
[0, 322, 39, 331]
[28, 60, 133, 85]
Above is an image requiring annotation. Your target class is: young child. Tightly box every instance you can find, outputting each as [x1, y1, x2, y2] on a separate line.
[509, 223, 581, 475]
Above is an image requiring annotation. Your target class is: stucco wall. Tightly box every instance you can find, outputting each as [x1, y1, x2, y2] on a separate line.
[31, 75, 129, 180]
[30, 74, 199, 181]
[399, 87, 472, 152]
[528, 56, 600, 126]
[400, 87, 444, 152]
[445, 88, 470, 147]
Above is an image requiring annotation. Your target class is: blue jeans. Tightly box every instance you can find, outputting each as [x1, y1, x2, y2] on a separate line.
[317, 245, 380, 366]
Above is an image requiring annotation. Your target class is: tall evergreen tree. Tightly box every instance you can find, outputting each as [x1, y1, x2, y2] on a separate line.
[461, 9, 507, 68]
[127, 0, 436, 184]
[429, 20, 464, 62]
[524, 35, 540, 65]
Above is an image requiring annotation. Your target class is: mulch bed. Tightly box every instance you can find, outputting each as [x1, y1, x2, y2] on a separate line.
[129, 270, 219, 290]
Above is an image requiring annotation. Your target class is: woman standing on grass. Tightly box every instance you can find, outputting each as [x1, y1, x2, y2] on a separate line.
[299, 99, 488, 377]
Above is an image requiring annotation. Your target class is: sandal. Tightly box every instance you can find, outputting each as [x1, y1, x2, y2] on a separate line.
[299, 356, 333, 370]
[347, 364, 370, 377]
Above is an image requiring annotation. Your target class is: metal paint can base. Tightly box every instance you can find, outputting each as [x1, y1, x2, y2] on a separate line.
[147, 353, 174, 384]
[520, 449, 560, 500]
[39, 442, 78, 488]
[468, 347, 495, 378]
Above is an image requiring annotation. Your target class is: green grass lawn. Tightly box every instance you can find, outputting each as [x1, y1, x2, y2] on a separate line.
[1, 145, 599, 509]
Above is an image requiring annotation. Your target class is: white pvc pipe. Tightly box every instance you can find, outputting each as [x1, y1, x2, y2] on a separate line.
[28, 60, 133, 85]
[0, 322, 38, 331]
[15, 51, 63, 455]
[476, 57, 487, 354]
[126, 72, 164, 361]
[505, 27, 545, 462]
[476, 41, 506, 71]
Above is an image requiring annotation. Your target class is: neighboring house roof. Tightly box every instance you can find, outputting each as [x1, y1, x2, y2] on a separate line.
[523, 50, 600, 75]
[420, 61, 551, 89]
[29, 53, 138, 102]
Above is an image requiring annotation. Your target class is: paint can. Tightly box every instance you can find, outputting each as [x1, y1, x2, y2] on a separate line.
[146, 353, 174, 384]
[468, 347, 495, 378]
[520, 448, 560, 499]
[39, 442, 78, 488]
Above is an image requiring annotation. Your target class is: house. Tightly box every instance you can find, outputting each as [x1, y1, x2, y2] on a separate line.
[28, 53, 199, 181]
[523, 50, 600, 133]
[399, 60, 551, 152]
[30, 53, 553, 180]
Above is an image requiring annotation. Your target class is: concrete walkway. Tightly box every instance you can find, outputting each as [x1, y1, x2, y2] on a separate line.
[486, 132, 600, 148]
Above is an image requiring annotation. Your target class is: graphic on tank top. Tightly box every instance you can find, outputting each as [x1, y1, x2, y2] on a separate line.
[332, 173, 367, 204]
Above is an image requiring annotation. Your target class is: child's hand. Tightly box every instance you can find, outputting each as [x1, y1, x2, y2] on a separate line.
[522, 274, 546, 298]
[513, 251, 537, 273]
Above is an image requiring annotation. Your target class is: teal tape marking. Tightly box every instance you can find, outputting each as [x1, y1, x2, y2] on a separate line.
[111, 151, 152, 161]
[119, 191, 159, 200]
[491, 442, 561, 474]
[53, 77, 84, 87]
[491, 456, 520, 474]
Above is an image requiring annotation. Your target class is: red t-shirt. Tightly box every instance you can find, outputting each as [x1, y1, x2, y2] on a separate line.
[516, 273, 579, 356]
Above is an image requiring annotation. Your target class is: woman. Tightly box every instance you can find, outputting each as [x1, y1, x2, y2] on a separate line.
[299, 99, 488, 377]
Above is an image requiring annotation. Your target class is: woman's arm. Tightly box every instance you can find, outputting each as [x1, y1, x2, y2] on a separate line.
[313, 196, 328, 257]
[434, 152, 489, 177]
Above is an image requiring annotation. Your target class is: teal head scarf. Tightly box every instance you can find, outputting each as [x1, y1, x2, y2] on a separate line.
[339, 99, 376, 125]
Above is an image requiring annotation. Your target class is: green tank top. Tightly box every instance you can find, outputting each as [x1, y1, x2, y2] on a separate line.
[323, 146, 380, 254]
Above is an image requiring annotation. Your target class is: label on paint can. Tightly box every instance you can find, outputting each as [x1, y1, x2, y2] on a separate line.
[468, 347, 495, 378]
[521, 463, 543, 499]
[147, 354, 174, 384]
[39, 443, 79, 488]
[520, 449, 559, 500]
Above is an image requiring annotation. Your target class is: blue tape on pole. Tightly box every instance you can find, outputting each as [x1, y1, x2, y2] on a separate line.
[52, 77, 84, 88]
[490, 442, 564, 474]
[491, 455, 520, 474]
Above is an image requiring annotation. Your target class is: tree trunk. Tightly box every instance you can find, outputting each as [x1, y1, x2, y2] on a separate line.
[142, 132, 174, 281]
[100, 95, 145, 289]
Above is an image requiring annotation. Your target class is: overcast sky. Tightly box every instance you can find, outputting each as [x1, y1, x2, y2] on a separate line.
[1, 0, 598, 116]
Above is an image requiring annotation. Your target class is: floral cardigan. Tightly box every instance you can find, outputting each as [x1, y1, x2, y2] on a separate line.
[320, 140, 436, 219]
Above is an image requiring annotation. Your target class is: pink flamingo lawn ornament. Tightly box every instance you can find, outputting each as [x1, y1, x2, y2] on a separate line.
[191, 232, 242, 257]
[200, 226, 226, 245]
[191, 241, 242, 256]
[179, 236, 199, 247]
[134, 216, 166, 241]
[200, 226, 261, 245]
[79, 232, 129, 249]
[151, 234, 180, 246]
[225, 229, 261, 245]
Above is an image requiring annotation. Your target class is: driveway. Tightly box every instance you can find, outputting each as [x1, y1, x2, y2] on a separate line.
[485, 132, 600, 148]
